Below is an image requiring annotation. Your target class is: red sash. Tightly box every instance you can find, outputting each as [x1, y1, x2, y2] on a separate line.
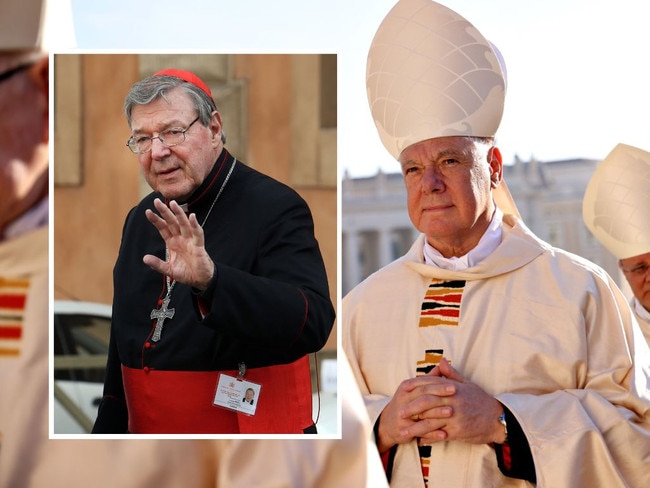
[122, 355, 314, 434]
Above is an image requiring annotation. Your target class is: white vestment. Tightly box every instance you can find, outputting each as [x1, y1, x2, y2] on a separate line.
[216, 352, 389, 488]
[0, 228, 214, 487]
[343, 215, 650, 487]
[631, 296, 650, 346]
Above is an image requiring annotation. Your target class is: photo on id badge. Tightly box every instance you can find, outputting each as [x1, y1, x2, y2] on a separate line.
[214, 373, 261, 416]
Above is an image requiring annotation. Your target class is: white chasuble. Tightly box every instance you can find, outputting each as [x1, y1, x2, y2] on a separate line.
[343, 215, 650, 488]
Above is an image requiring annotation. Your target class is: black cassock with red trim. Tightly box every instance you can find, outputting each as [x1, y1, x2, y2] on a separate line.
[93, 149, 335, 434]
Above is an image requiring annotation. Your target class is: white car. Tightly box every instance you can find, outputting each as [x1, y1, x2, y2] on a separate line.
[53, 300, 111, 434]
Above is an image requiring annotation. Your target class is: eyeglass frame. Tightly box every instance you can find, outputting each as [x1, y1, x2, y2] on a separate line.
[0, 62, 34, 85]
[126, 115, 200, 154]
[620, 262, 650, 278]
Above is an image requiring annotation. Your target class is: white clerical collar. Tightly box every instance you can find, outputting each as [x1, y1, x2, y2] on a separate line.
[423, 207, 503, 271]
[2, 196, 49, 241]
[632, 296, 650, 322]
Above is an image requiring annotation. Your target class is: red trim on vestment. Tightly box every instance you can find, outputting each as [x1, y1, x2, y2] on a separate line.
[381, 449, 391, 472]
[0, 326, 21, 339]
[0, 294, 26, 309]
[421, 309, 461, 317]
[197, 295, 210, 317]
[501, 442, 512, 471]
[122, 355, 314, 434]
[123, 366, 238, 434]
[185, 150, 228, 205]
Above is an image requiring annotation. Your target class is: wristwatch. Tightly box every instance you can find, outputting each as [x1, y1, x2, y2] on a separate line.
[498, 412, 508, 443]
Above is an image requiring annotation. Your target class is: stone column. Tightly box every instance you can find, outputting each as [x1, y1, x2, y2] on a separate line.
[343, 230, 361, 294]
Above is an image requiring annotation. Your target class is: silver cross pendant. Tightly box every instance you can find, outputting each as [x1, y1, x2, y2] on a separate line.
[150, 296, 175, 342]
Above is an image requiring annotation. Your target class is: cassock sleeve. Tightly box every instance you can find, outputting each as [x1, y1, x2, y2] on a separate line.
[493, 406, 536, 482]
[195, 190, 335, 362]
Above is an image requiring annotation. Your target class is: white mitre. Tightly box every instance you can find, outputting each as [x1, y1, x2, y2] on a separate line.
[0, 0, 76, 51]
[367, 0, 506, 156]
[366, 0, 518, 216]
[583, 143, 650, 260]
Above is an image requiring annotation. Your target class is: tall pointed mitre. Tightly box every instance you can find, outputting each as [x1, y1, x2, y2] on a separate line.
[583, 143, 650, 260]
[366, 0, 518, 216]
[0, 0, 76, 51]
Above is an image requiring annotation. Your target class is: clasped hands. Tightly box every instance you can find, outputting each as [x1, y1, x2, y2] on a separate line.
[377, 357, 506, 453]
[143, 198, 215, 291]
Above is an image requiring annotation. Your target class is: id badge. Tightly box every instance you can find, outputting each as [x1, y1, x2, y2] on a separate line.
[213, 373, 261, 416]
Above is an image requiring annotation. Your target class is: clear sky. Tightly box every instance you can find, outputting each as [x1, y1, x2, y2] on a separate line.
[70, 0, 650, 177]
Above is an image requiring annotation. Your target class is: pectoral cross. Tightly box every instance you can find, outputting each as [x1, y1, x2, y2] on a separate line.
[150, 296, 175, 342]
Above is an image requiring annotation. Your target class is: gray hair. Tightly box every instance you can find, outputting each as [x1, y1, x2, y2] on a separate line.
[124, 74, 226, 143]
[469, 136, 496, 147]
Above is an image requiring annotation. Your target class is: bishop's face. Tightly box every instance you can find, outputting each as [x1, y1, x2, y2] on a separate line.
[129, 88, 223, 201]
[398, 136, 502, 258]
[0, 56, 48, 236]
[619, 252, 650, 313]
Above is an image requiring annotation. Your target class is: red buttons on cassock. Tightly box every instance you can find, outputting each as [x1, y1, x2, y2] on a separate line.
[143, 366, 150, 373]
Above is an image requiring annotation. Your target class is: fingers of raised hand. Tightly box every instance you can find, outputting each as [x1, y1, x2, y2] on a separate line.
[142, 253, 169, 276]
[166, 200, 194, 238]
[147, 199, 192, 239]
[167, 201, 207, 245]
[145, 199, 175, 237]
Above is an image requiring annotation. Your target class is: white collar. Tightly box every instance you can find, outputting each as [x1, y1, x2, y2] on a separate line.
[424, 207, 503, 271]
[2, 196, 49, 241]
[632, 296, 650, 321]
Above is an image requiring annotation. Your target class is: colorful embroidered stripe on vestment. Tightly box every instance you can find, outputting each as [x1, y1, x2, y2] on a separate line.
[417, 349, 444, 376]
[0, 277, 29, 357]
[417, 279, 466, 487]
[419, 280, 464, 327]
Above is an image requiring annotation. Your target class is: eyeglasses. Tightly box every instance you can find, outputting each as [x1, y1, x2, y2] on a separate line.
[126, 116, 200, 154]
[620, 263, 650, 278]
[0, 63, 34, 85]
